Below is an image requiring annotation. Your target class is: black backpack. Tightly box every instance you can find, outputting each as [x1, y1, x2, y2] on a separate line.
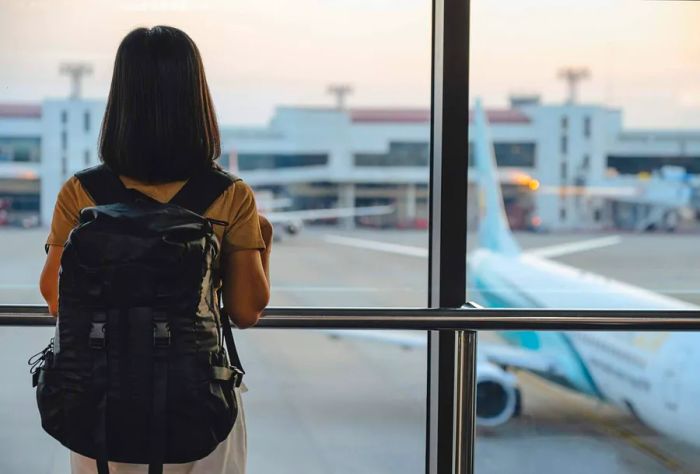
[29, 164, 245, 474]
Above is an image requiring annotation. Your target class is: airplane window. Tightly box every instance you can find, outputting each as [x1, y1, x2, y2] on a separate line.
[468, 0, 700, 471]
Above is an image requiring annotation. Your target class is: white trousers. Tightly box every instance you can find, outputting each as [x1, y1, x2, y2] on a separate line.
[70, 386, 247, 474]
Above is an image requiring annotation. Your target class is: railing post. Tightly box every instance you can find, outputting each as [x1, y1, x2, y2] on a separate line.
[453, 330, 477, 474]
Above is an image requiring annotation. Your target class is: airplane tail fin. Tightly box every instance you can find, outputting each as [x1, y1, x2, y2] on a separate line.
[473, 99, 521, 255]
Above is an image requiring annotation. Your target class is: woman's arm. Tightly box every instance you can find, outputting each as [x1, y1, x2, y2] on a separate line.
[221, 215, 273, 329]
[39, 246, 63, 317]
[221, 250, 269, 329]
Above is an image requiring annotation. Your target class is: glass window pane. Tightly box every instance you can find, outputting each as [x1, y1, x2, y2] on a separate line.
[468, 0, 700, 310]
[242, 330, 426, 473]
[1, 326, 426, 473]
[1, 327, 58, 474]
[468, 0, 700, 472]
[1, 4, 431, 473]
[475, 330, 700, 473]
[0, 0, 430, 307]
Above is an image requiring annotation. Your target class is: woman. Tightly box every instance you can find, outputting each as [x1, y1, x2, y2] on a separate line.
[39, 26, 271, 473]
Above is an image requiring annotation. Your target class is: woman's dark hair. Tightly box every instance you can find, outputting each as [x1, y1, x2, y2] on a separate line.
[99, 26, 220, 182]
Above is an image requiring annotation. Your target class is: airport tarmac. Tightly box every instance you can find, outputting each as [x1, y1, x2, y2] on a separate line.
[2, 227, 700, 473]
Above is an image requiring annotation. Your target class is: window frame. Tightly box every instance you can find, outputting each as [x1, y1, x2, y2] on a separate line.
[4, 1, 700, 474]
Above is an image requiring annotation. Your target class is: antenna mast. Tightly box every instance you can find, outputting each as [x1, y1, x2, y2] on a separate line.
[327, 84, 353, 110]
[558, 67, 590, 104]
[59, 62, 94, 99]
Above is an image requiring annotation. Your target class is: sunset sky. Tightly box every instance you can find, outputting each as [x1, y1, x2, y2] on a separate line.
[1, 0, 700, 128]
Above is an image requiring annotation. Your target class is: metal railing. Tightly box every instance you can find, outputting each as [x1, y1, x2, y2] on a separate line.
[5, 304, 700, 330]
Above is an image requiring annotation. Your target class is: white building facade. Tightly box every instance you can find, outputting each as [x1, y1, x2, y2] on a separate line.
[39, 99, 105, 227]
[0, 96, 697, 231]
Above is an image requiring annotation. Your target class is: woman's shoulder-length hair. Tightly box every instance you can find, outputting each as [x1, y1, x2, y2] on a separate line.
[99, 26, 220, 183]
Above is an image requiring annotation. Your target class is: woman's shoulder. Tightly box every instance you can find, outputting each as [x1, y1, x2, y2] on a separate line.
[208, 175, 256, 217]
[58, 175, 82, 194]
[57, 175, 96, 208]
[212, 175, 265, 251]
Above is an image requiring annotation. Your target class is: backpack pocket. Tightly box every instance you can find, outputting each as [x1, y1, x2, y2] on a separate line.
[35, 367, 65, 440]
[165, 365, 238, 463]
[202, 375, 238, 440]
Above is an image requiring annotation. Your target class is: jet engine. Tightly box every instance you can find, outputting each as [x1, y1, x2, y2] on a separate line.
[476, 361, 520, 427]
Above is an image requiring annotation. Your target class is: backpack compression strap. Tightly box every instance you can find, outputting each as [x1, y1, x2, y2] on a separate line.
[168, 165, 241, 216]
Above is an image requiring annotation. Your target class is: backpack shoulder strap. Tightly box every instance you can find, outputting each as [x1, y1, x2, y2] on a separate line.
[217, 289, 245, 387]
[169, 165, 241, 216]
[75, 164, 131, 205]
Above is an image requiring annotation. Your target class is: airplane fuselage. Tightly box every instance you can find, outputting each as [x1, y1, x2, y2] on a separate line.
[468, 248, 700, 447]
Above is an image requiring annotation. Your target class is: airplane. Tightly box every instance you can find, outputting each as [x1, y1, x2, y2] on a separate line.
[234, 168, 395, 239]
[325, 99, 700, 447]
[261, 201, 394, 239]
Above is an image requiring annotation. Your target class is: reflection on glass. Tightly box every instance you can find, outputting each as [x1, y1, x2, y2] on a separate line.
[468, 0, 700, 471]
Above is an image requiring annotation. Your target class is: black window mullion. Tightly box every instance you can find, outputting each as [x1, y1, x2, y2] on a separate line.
[426, 0, 471, 472]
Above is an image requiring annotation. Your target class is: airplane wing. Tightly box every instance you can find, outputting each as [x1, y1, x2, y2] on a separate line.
[323, 234, 622, 259]
[325, 329, 564, 376]
[525, 235, 622, 258]
[266, 205, 394, 224]
[325, 329, 425, 348]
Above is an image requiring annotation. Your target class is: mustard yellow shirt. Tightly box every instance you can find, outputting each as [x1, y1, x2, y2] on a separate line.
[46, 173, 266, 257]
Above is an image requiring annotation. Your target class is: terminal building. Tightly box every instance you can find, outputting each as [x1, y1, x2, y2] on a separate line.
[1, 95, 700, 231]
[0, 104, 42, 227]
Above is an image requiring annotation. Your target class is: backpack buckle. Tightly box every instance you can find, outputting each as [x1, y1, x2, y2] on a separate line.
[232, 366, 244, 388]
[89, 322, 107, 349]
[153, 322, 171, 348]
